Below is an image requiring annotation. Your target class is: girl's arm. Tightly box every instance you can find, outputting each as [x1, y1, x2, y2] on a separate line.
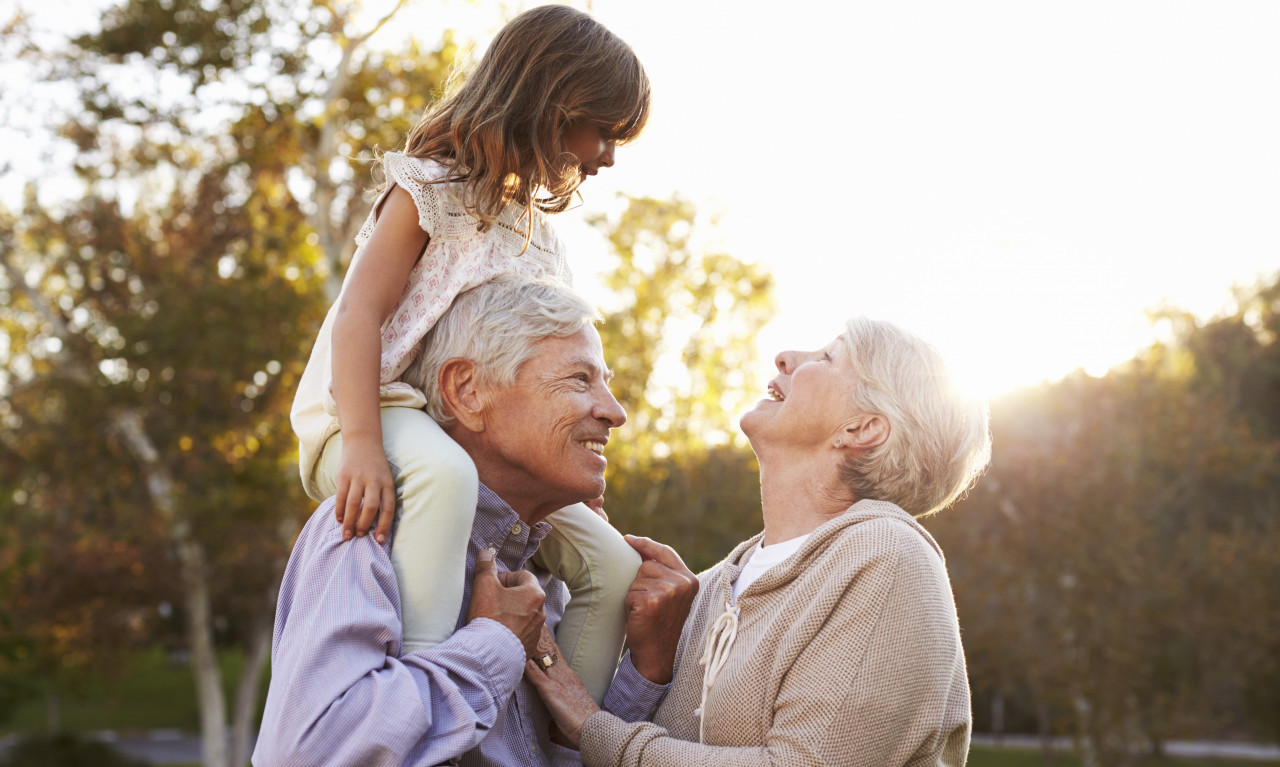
[331, 185, 429, 543]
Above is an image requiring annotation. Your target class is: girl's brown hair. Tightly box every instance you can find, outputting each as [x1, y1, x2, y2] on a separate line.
[400, 4, 650, 233]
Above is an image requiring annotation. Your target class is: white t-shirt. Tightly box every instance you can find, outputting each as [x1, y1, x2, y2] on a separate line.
[731, 534, 812, 602]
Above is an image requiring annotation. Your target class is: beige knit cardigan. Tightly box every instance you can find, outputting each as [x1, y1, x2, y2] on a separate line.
[581, 499, 971, 767]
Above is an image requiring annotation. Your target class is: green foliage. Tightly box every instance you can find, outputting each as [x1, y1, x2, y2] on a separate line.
[0, 0, 455, 755]
[927, 272, 1280, 753]
[589, 196, 776, 568]
[2, 648, 264, 734]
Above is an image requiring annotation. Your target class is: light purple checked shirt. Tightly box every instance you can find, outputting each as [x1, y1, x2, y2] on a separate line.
[253, 484, 667, 767]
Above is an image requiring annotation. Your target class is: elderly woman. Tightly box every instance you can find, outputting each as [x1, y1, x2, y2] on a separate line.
[527, 317, 991, 766]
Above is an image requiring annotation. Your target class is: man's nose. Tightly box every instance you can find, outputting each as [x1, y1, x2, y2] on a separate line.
[595, 387, 626, 428]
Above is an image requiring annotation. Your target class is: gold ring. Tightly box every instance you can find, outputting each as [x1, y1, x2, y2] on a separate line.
[534, 652, 557, 671]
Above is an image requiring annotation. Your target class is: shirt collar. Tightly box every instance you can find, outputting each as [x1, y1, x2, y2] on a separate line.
[473, 483, 553, 572]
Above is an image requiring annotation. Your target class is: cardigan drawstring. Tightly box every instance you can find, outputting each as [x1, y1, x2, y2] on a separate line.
[694, 599, 740, 743]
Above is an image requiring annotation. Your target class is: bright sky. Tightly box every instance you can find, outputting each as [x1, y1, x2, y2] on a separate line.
[560, 0, 1280, 397]
[8, 0, 1280, 398]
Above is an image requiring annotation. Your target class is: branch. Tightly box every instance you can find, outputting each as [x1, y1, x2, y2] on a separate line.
[349, 0, 411, 50]
[0, 239, 71, 343]
[0, 238, 94, 386]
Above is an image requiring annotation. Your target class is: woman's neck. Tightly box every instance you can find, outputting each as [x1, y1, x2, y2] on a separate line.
[757, 450, 857, 546]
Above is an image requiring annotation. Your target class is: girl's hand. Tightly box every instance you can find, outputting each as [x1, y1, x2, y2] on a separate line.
[584, 495, 608, 522]
[334, 436, 397, 543]
[524, 626, 599, 749]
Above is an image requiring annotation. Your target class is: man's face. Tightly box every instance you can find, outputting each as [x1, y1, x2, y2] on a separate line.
[479, 325, 626, 519]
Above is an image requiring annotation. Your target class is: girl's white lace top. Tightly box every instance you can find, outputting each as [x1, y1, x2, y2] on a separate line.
[289, 153, 572, 500]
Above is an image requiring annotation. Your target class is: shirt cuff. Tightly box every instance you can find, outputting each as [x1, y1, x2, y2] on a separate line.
[601, 651, 669, 723]
[431, 617, 527, 699]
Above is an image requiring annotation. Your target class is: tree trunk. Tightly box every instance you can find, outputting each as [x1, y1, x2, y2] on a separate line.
[44, 688, 60, 734]
[1074, 695, 1099, 767]
[991, 691, 1005, 743]
[180, 533, 229, 767]
[114, 410, 229, 767]
[1037, 700, 1056, 767]
[230, 591, 276, 767]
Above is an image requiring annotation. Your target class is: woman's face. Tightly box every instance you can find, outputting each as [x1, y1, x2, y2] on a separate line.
[741, 336, 866, 451]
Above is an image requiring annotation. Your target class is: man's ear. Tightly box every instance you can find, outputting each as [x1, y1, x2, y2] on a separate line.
[836, 414, 890, 452]
[438, 358, 486, 434]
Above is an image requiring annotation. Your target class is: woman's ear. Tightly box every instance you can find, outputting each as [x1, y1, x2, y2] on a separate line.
[837, 414, 890, 452]
[438, 358, 486, 433]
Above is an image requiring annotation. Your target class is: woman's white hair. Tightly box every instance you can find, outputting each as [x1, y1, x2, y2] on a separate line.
[401, 275, 601, 426]
[837, 317, 992, 516]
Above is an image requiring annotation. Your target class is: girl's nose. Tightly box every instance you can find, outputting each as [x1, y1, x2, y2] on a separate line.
[598, 142, 616, 168]
[775, 350, 797, 374]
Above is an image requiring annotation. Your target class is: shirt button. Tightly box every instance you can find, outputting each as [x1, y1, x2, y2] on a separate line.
[511, 523, 522, 535]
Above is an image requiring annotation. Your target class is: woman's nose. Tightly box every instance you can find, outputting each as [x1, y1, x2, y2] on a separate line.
[775, 350, 796, 374]
[598, 142, 616, 168]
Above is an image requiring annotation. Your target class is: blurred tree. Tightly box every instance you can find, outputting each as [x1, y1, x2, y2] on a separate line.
[591, 195, 776, 569]
[928, 271, 1280, 762]
[1, 1, 457, 765]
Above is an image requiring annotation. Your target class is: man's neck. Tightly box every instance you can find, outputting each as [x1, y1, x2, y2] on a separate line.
[448, 427, 576, 526]
[477, 478, 564, 526]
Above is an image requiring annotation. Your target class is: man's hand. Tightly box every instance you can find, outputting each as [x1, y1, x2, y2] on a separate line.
[468, 549, 546, 657]
[622, 535, 699, 685]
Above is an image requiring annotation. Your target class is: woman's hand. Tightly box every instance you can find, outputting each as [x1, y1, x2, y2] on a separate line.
[623, 535, 699, 684]
[524, 626, 599, 749]
[333, 436, 397, 544]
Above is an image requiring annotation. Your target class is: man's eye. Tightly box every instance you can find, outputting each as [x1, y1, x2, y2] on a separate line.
[574, 373, 590, 383]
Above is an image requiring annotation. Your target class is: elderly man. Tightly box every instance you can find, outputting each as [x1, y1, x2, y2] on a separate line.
[253, 276, 697, 767]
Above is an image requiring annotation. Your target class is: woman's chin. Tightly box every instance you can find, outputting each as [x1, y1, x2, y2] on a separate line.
[739, 404, 770, 439]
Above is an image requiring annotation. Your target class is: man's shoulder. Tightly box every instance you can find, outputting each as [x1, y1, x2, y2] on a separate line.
[285, 499, 397, 587]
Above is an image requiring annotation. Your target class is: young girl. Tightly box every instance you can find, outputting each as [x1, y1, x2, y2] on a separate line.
[290, 4, 650, 704]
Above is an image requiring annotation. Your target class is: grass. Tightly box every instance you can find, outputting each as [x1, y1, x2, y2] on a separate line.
[4, 664, 1276, 767]
[135, 748, 1280, 767]
[1, 648, 264, 734]
[967, 746, 1280, 767]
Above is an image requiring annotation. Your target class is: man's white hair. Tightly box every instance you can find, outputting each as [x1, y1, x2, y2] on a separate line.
[837, 317, 992, 516]
[401, 275, 601, 427]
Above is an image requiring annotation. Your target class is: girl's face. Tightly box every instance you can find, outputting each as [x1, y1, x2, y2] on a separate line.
[562, 121, 616, 180]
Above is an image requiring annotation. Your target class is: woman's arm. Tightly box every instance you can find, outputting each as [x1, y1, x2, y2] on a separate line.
[331, 185, 429, 543]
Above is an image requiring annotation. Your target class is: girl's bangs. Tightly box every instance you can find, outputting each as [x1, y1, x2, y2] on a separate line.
[600, 82, 650, 144]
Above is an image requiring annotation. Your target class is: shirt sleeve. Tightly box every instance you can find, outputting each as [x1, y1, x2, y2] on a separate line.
[601, 651, 670, 723]
[252, 504, 526, 767]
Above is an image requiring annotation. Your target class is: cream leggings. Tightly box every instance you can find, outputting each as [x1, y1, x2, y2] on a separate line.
[314, 406, 640, 703]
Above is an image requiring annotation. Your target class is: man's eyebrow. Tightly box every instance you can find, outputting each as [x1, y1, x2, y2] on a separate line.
[569, 356, 614, 382]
